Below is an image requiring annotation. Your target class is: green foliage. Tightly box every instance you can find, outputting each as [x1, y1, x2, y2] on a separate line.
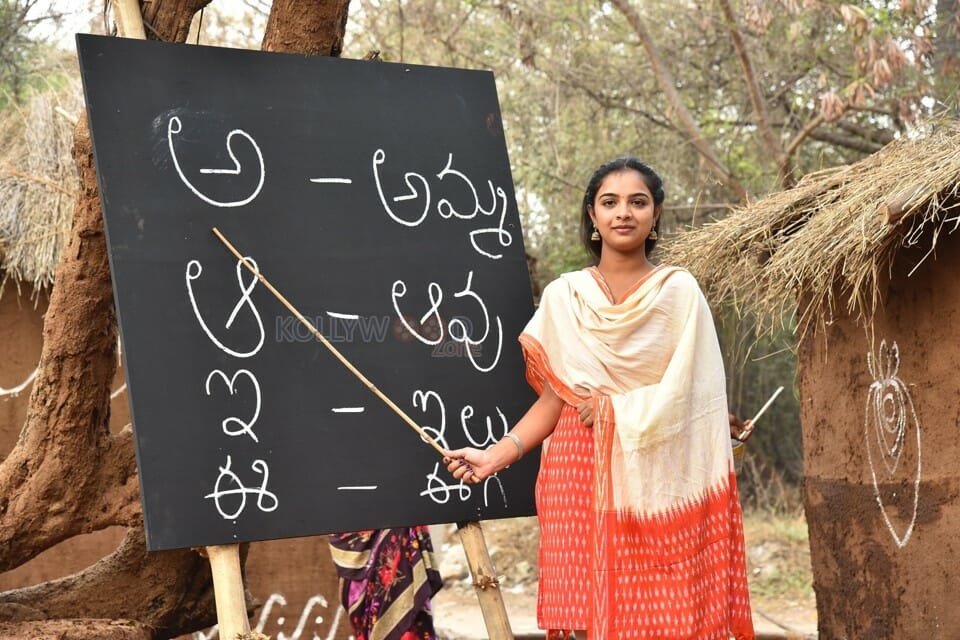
[340, 0, 956, 490]
[718, 304, 804, 486]
[0, 1, 75, 110]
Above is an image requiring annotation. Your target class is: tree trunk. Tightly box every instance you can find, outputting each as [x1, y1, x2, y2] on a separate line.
[0, 119, 141, 573]
[262, 0, 351, 55]
[0, 529, 239, 638]
[716, 0, 795, 188]
[0, 1, 350, 637]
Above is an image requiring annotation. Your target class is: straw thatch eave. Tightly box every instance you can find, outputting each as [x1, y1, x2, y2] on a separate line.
[0, 78, 81, 300]
[662, 119, 960, 336]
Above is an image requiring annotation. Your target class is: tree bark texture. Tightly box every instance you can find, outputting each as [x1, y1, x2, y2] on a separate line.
[0, 120, 140, 573]
[262, 0, 351, 56]
[0, 529, 238, 638]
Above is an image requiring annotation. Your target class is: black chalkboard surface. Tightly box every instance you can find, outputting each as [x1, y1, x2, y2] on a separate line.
[76, 34, 539, 551]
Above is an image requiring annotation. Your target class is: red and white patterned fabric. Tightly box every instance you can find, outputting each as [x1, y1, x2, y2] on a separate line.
[520, 266, 754, 639]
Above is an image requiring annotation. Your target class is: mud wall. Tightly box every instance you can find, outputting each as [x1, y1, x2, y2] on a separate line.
[0, 281, 349, 639]
[799, 232, 960, 639]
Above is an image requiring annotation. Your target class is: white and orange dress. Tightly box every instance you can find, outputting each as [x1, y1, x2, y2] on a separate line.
[519, 265, 755, 639]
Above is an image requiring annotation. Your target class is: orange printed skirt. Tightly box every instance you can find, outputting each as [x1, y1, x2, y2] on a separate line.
[535, 403, 755, 639]
[535, 403, 593, 632]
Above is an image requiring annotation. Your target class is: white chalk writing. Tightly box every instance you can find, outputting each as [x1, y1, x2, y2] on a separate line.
[205, 456, 279, 520]
[205, 369, 262, 443]
[186, 258, 265, 358]
[412, 388, 509, 508]
[167, 116, 265, 207]
[391, 271, 503, 373]
[373, 149, 513, 259]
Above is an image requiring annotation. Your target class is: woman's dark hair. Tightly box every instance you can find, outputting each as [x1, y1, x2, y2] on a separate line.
[579, 156, 665, 260]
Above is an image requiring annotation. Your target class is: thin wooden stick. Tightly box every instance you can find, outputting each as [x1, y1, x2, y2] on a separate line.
[749, 385, 784, 427]
[211, 227, 446, 457]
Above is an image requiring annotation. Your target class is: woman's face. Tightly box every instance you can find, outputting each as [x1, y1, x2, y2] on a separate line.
[588, 169, 659, 257]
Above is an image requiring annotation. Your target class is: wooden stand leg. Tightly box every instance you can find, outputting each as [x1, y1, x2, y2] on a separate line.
[205, 544, 251, 640]
[112, 0, 148, 39]
[457, 521, 514, 640]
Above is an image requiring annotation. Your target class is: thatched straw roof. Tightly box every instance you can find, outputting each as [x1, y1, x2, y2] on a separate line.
[662, 119, 960, 335]
[0, 79, 81, 298]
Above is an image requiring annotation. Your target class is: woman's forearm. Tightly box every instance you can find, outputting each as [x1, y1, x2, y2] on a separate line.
[493, 384, 564, 471]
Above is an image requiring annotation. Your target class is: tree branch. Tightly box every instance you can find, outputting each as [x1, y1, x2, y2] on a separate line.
[0, 528, 225, 639]
[609, 0, 749, 203]
[717, 0, 788, 175]
[807, 127, 884, 154]
[832, 117, 895, 146]
[785, 112, 826, 157]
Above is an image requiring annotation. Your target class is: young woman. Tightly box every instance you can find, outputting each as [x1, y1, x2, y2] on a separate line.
[444, 157, 755, 639]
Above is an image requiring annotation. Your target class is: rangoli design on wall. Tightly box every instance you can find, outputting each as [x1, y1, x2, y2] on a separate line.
[192, 592, 347, 640]
[865, 340, 921, 549]
[0, 367, 38, 399]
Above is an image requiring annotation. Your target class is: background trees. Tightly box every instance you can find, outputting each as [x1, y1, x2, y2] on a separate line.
[345, 0, 958, 502]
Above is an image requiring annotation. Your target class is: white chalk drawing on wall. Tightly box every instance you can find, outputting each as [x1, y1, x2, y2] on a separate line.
[865, 339, 921, 548]
[1, 367, 125, 401]
[192, 592, 347, 640]
[0, 367, 38, 398]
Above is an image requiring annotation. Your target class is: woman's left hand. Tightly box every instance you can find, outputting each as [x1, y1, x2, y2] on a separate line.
[576, 398, 595, 427]
[729, 414, 754, 441]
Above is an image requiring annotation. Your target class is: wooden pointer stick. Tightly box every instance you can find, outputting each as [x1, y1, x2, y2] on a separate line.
[211, 227, 446, 457]
[734, 385, 784, 443]
[749, 385, 784, 427]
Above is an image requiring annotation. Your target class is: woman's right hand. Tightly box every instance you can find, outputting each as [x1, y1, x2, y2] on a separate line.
[443, 447, 494, 484]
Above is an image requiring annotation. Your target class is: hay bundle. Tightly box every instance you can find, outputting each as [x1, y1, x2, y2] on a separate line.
[0, 78, 82, 299]
[663, 120, 960, 335]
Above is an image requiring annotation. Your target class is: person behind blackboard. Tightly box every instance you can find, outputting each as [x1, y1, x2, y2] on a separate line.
[443, 157, 755, 639]
[327, 526, 443, 640]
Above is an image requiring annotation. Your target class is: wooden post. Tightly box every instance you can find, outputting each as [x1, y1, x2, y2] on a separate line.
[113, 0, 148, 40]
[205, 544, 252, 640]
[103, 7, 255, 640]
[457, 521, 514, 639]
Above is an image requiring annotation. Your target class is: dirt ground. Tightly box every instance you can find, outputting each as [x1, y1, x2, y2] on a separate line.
[430, 515, 818, 639]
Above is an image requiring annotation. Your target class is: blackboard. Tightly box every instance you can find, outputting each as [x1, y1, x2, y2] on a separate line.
[76, 34, 539, 551]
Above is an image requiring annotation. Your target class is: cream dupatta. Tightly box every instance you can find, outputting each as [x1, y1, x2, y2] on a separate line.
[520, 265, 732, 513]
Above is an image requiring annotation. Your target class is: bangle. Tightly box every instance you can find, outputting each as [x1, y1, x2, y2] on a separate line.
[504, 432, 523, 462]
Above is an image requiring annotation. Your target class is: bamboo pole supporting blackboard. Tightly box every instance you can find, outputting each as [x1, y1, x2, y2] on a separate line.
[457, 521, 514, 639]
[204, 545, 252, 640]
[211, 227, 446, 456]
[112, 0, 147, 39]
[110, 5, 252, 632]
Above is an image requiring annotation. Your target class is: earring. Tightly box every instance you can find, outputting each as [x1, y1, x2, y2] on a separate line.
[648, 229, 658, 241]
[591, 227, 600, 241]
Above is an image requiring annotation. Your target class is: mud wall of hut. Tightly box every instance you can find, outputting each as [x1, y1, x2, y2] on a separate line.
[1, 282, 349, 639]
[799, 231, 960, 638]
